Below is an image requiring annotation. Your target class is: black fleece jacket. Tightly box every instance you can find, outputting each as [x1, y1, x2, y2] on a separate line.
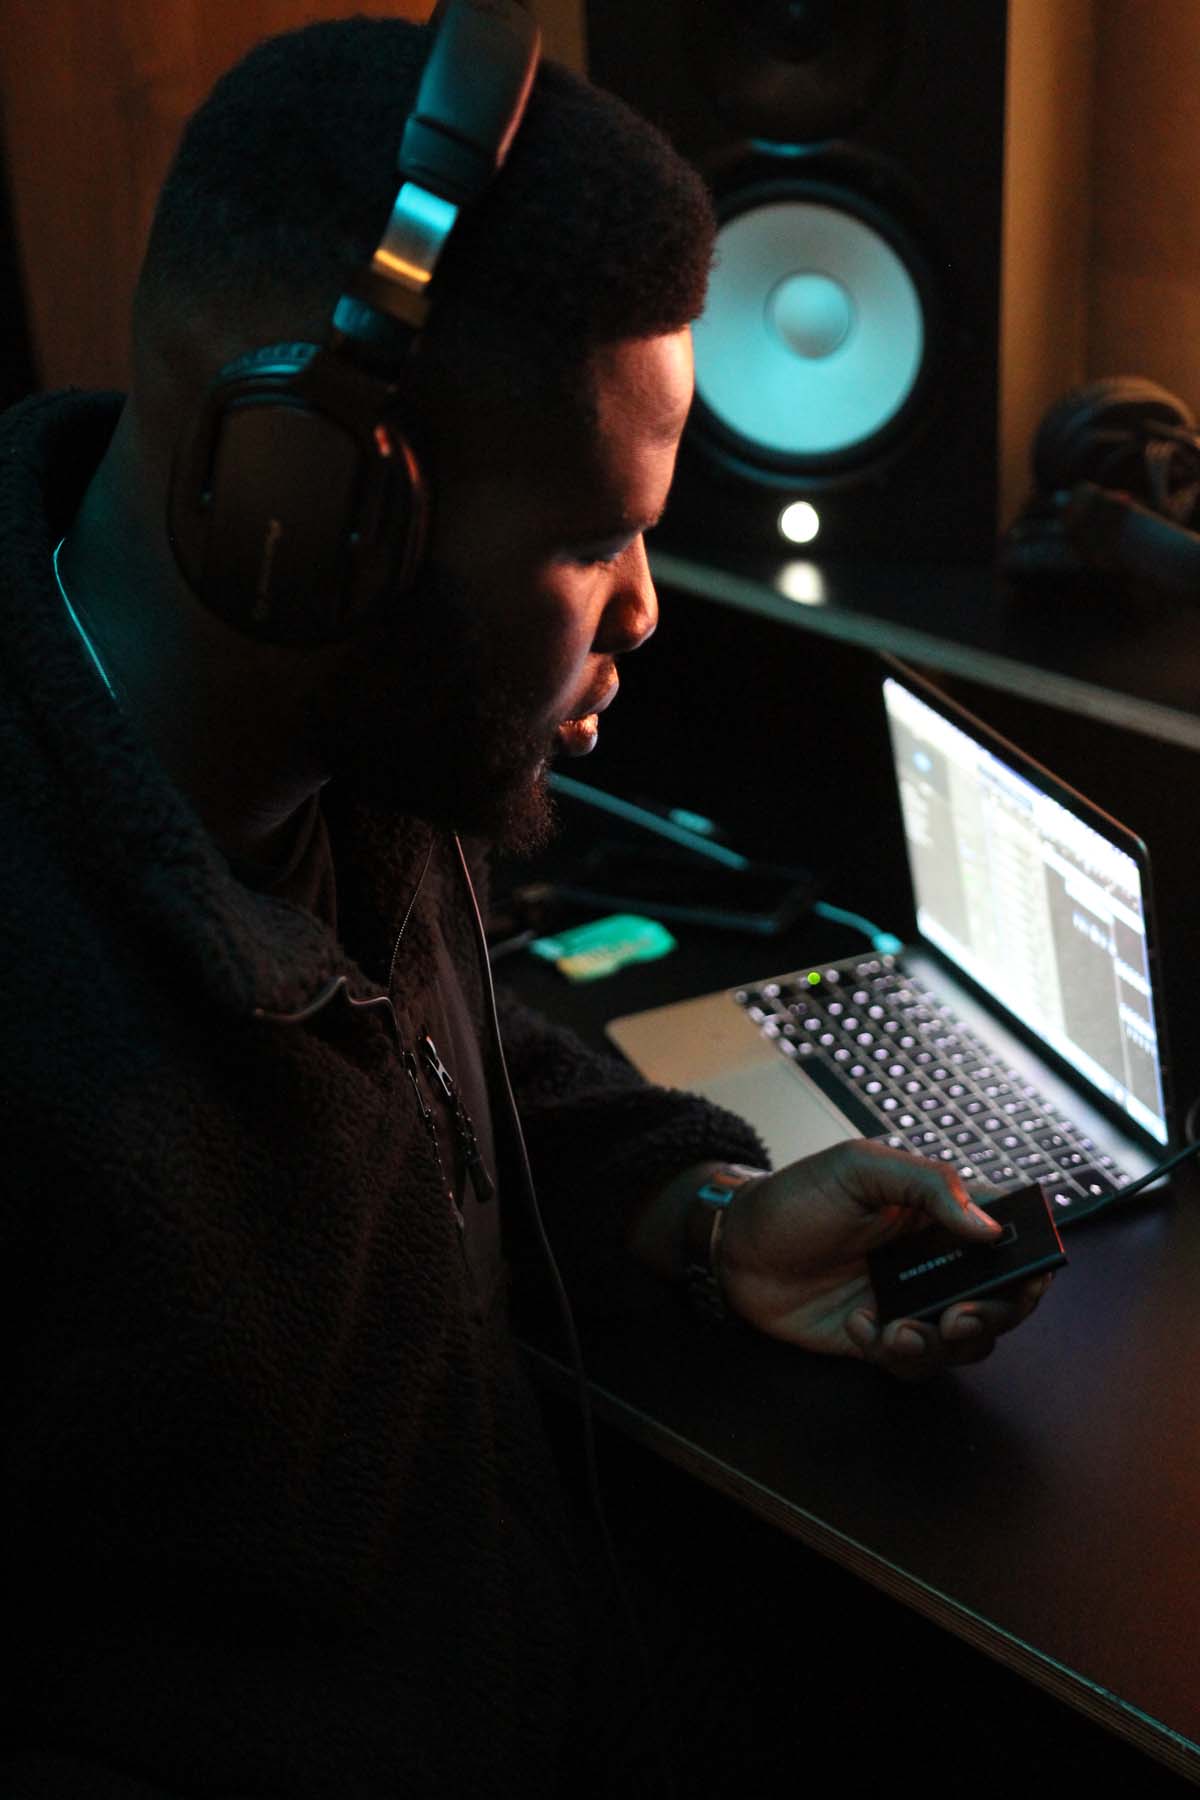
[0, 391, 765, 1798]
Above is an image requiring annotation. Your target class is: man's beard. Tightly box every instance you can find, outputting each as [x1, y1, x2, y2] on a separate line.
[303, 564, 561, 857]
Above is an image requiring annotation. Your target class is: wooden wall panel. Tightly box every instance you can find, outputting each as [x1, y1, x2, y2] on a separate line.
[0, 0, 434, 394]
[1088, 0, 1200, 411]
[0, 0, 583, 396]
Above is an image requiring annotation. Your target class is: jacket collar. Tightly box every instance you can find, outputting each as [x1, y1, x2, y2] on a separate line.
[0, 389, 432, 1021]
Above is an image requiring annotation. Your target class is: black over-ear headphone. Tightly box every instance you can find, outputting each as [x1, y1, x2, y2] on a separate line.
[167, 0, 540, 647]
[1002, 375, 1200, 599]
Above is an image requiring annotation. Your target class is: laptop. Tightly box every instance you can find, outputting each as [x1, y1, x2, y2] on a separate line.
[607, 665, 1173, 1224]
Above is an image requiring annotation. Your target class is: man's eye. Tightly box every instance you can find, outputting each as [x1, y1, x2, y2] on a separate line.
[573, 550, 622, 569]
[566, 538, 632, 569]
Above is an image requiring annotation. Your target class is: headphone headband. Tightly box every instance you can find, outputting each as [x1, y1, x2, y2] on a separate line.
[338, 0, 539, 344]
[401, 0, 539, 206]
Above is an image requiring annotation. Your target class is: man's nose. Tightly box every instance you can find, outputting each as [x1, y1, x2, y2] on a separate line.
[597, 536, 658, 655]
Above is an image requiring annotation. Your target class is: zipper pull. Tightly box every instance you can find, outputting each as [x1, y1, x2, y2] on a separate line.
[403, 1047, 464, 1232]
[403, 1048, 436, 1129]
[421, 1034, 495, 1205]
[420, 1033, 455, 1102]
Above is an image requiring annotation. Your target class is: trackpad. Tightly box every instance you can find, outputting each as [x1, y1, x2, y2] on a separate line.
[690, 1061, 859, 1170]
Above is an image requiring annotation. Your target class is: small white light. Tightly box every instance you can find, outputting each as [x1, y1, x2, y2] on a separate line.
[777, 561, 827, 607]
[779, 500, 820, 545]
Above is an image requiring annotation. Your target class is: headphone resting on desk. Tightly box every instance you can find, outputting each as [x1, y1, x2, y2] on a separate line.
[1001, 375, 1200, 600]
[166, 0, 539, 647]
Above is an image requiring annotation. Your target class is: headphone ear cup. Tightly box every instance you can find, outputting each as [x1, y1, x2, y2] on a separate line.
[1033, 375, 1196, 494]
[168, 343, 429, 644]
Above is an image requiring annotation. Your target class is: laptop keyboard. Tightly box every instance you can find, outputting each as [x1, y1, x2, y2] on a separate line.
[734, 955, 1132, 1214]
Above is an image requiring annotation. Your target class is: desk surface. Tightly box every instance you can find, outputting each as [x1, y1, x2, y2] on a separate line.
[504, 917, 1200, 1785]
[652, 547, 1200, 752]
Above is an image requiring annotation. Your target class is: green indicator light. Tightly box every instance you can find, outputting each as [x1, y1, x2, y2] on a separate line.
[807, 970, 821, 985]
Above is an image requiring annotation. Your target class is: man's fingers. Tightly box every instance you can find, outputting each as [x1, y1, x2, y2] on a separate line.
[848, 1270, 1052, 1377]
[836, 1141, 1006, 1239]
[941, 1272, 1054, 1341]
[914, 1170, 1006, 1238]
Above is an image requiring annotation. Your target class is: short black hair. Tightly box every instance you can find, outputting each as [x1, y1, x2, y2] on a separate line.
[133, 13, 715, 413]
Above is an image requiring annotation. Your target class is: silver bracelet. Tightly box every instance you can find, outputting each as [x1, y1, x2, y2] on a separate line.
[682, 1164, 767, 1327]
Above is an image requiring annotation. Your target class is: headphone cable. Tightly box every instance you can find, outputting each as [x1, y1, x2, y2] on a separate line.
[453, 833, 679, 1800]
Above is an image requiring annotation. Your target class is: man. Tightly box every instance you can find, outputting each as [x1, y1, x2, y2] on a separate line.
[0, 10, 1049, 1795]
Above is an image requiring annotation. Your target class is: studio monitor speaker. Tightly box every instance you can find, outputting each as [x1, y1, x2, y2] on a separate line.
[585, 0, 1093, 564]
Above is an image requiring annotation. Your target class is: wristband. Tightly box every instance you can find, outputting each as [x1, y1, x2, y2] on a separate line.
[682, 1164, 767, 1328]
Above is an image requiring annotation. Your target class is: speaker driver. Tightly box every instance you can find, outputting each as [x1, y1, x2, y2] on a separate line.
[690, 0, 905, 143]
[692, 189, 931, 468]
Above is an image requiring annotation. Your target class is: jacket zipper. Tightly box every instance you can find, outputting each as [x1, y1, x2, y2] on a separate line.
[420, 1033, 496, 1204]
[401, 1047, 464, 1236]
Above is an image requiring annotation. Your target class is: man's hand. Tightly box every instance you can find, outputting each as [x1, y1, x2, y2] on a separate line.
[716, 1139, 1052, 1380]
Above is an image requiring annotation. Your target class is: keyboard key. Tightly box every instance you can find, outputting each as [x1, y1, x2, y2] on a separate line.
[1072, 1167, 1119, 1201]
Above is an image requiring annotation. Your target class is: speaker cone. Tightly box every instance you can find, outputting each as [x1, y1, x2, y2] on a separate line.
[691, 182, 934, 473]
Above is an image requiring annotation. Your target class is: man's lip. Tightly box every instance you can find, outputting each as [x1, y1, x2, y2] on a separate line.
[562, 672, 619, 726]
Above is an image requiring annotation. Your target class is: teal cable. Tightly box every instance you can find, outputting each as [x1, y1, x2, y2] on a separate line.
[813, 901, 904, 956]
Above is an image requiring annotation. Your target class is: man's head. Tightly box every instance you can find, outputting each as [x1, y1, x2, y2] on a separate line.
[128, 12, 715, 849]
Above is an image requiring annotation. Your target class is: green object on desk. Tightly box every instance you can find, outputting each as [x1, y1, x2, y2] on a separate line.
[528, 913, 677, 983]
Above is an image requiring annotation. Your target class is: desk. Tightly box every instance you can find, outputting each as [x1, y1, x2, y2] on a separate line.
[650, 547, 1200, 753]
[501, 913, 1200, 1787]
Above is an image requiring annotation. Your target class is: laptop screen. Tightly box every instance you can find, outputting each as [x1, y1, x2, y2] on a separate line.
[882, 674, 1169, 1146]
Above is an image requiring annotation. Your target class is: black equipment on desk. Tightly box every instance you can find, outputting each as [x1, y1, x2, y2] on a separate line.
[539, 772, 819, 936]
[1002, 375, 1200, 600]
[553, 843, 816, 937]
